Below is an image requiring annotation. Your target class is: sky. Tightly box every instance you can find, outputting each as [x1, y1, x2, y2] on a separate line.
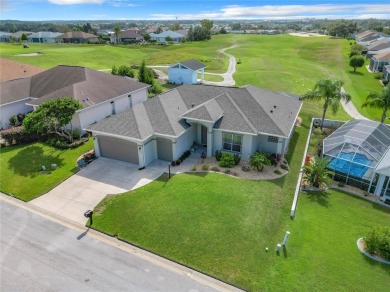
[1, 0, 390, 21]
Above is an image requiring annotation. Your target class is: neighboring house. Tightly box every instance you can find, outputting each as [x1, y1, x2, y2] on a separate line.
[357, 33, 386, 46]
[0, 58, 45, 82]
[11, 31, 33, 42]
[87, 84, 302, 167]
[0, 65, 149, 129]
[369, 51, 390, 72]
[355, 30, 377, 42]
[366, 38, 390, 58]
[150, 30, 186, 44]
[56, 31, 98, 43]
[27, 31, 62, 43]
[96, 29, 113, 36]
[175, 29, 188, 36]
[323, 119, 390, 201]
[168, 59, 206, 84]
[0, 32, 12, 42]
[384, 65, 390, 81]
[110, 30, 144, 44]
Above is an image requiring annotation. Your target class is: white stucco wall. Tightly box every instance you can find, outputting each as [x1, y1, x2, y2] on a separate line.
[144, 138, 157, 166]
[257, 135, 282, 154]
[168, 67, 197, 84]
[174, 126, 197, 159]
[78, 88, 147, 130]
[0, 100, 33, 129]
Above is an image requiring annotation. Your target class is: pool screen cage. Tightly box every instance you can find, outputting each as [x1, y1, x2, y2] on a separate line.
[322, 120, 390, 191]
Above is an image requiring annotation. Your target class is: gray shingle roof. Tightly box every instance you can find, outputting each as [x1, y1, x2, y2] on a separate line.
[178, 59, 206, 71]
[0, 65, 149, 106]
[56, 31, 98, 39]
[87, 84, 302, 140]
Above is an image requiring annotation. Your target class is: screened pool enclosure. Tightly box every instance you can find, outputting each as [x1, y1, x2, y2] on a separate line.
[322, 120, 390, 194]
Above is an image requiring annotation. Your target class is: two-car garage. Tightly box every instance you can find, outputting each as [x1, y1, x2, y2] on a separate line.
[96, 135, 173, 166]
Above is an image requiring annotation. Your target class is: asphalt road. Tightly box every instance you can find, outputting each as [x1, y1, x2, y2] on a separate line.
[0, 200, 218, 292]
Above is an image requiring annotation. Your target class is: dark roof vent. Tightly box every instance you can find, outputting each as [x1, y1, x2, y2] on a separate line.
[270, 110, 273, 114]
[192, 103, 195, 108]
[274, 105, 277, 109]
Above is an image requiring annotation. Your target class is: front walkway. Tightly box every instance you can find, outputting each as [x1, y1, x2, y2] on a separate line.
[30, 155, 198, 225]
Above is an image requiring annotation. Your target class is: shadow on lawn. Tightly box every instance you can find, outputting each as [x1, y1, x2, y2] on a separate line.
[348, 70, 364, 76]
[305, 191, 330, 207]
[8, 145, 64, 177]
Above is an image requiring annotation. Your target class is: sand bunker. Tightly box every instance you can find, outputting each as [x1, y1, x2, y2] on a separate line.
[289, 33, 326, 37]
[14, 52, 43, 56]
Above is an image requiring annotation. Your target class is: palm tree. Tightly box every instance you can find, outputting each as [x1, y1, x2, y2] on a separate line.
[302, 157, 333, 188]
[362, 85, 390, 123]
[249, 152, 271, 172]
[113, 26, 121, 44]
[300, 79, 351, 130]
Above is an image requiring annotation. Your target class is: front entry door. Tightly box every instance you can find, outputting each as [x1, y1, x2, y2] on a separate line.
[201, 126, 207, 146]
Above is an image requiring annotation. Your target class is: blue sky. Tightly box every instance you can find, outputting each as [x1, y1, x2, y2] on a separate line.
[1, 1, 390, 21]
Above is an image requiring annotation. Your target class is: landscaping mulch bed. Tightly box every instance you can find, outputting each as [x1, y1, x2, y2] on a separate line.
[192, 156, 288, 180]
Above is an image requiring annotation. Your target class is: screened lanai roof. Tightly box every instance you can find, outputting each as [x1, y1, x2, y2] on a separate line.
[323, 120, 390, 174]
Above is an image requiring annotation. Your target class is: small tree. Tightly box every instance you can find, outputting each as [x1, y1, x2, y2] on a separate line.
[300, 79, 351, 130]
[364, 226, 390, 261]
[362, 85, 390, 123]
[220, 27, 227, 34]
[349, 55, 365, 72]
[143, 33, 151, 42]
[113, 26, 121, 44]
[23, 98, 82, 143]
[187, 26, 194, 42]
[302, 157, 333, 188]
[249, 152, 271, 172]
[138, 60, 154, 85]
[111, 65, 118, 75]
[165, 36, 173, 43]
[200, 19, 213, 31]
[21, 33, 28, 43]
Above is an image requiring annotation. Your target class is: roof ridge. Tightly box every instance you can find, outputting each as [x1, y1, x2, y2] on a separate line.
[133, 103, 153, 139]
[155, 94, 178, 135]
[224, 92, 258, 134]
[244, 86, 286, 136]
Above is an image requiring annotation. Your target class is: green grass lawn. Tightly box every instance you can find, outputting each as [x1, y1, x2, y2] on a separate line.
[0, 140, 93, 201]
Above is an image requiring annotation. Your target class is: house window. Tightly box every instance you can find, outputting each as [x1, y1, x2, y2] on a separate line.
[222, 133, 242, 153]
[128, 95, 132, 107]
[111, 101, 116, 115]
[268, 136, 279, 143]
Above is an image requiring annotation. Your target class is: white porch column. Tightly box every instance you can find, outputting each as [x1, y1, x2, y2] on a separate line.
[374, 174, 386, 196]
[172, 140, 177, 160]
[137, 143, 145, 168]
[207, 127, 213, 157]
[93, 136, 101, 157]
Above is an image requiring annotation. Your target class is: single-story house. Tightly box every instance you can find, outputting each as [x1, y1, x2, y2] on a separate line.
[366, 38, 390, 59]
[355, 30, 377, 42]
[0, 65, 149, 129]
[11, 31, 33, 42]
[0, 32, 12, 42]
[27, 31, 62, 43]
[357, 33, 385, 46]
[56, 31, 98, 43]
[369, 51, 390, 72]
[384, 65, 390, 81]
[0, 58, 45, 82]
[110, 30, 144, 44]
[323, 119, 390, 200]
[168, 59, 206, 84]
[150, 30, 186, 44]
[87, 84, 302, 167]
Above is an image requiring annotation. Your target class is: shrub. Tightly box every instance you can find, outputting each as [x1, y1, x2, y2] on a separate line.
[175, 160, 181, 166]
[219, 153, 235, 168]
[280, 163, 289, 171]
[338, 182, 345, 187]
[233, 153, 241, 165]
[16, 113, 26, 123]
[0, 126, 39, 146]
[71, 128, 81, 138]
[375, 73, 384, 80]
[202, 164, 209, 171]
[364, 226, 390, 260]
[215, 150, 222, 161]
[191, 166, 197, 171]
[171, 161, 176, 166]
[211, 166, 220, 172]
[9, 115, 18, 127]
[224, 169, 231, 174]
[249, 152, 271, 172]
[274, 169, 282, 175]
[383, 80, 389, 86]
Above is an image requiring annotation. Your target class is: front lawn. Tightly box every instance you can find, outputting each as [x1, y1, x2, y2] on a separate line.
[0, 141, 93, 201]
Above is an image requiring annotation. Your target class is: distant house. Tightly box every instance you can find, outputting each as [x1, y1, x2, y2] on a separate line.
[150, 30, 186, 44]
[110, 30, 144, 44]
[366, 38, 390, 59]
[56, 31, 98, 43]
[11, 31, 33, 42]
[355, 30, 377, 41]
[357, 33, 386, 46]
[96, 29, 113, 36]
[0, 66, 149, 129]
[369, 52, 390, 72]
[27, 31, 62, 43]
[0, 58, 45, 82]
[0, 32, 12, 42]
[168, 59, 206, 84]
[87, 84, 302, 167]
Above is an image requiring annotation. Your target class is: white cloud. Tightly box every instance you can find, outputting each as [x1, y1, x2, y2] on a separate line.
[150, 4, 390, 20]
[111, 0, 135, 7]
[48, 0, 104, 4]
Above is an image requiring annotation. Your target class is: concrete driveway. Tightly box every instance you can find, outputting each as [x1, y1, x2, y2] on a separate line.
[29, 156, 198, 225]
